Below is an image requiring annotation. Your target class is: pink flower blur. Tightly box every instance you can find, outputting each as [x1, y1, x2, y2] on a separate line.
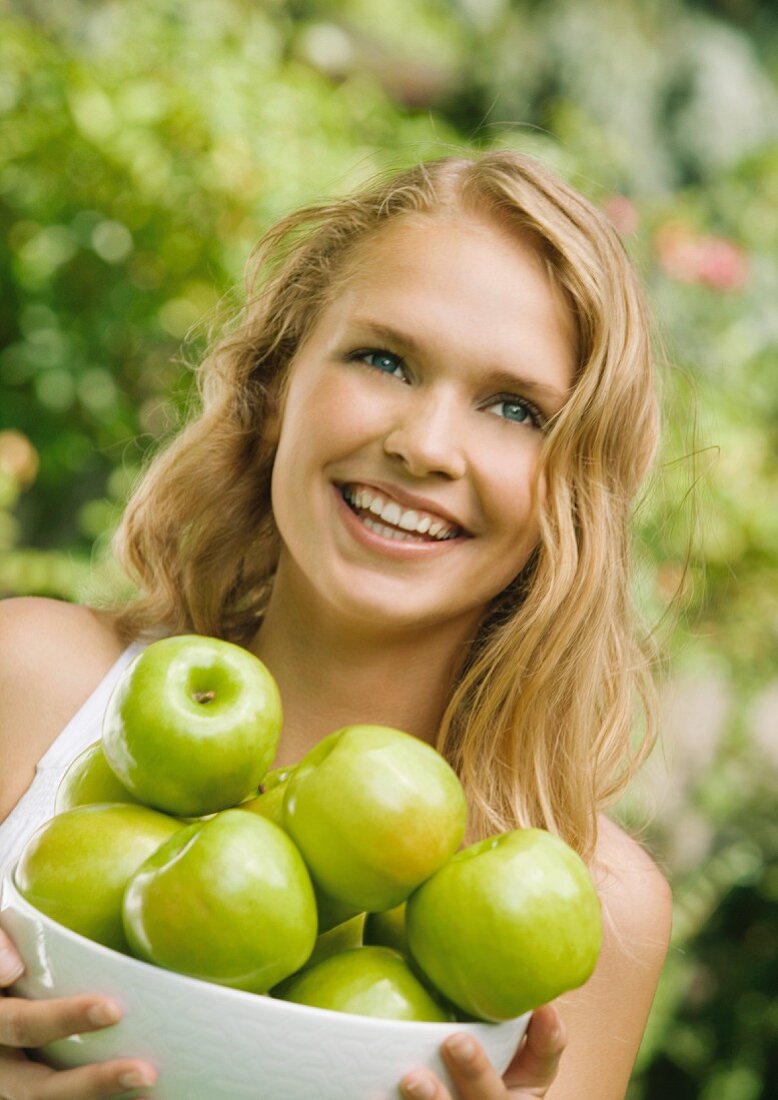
[655, 221, 749, 291]
[603, 194, 639, 236]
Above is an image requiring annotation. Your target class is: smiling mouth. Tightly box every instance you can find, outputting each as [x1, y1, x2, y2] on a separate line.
[338, 485, 463, 543]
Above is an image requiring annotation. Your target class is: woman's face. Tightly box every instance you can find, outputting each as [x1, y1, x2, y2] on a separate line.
[268, 214, 576, 635]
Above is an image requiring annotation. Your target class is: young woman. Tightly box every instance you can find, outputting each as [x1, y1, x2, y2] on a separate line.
[0, 149, 673, 1099]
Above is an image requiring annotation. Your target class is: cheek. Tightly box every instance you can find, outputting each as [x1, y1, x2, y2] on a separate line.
[286, 371, 391, 457]
[479, 445, 543, 582]
[490, 444, 542, 522]
[270, 370, 389, 526]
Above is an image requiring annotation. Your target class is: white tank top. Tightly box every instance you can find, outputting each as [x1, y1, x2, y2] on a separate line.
[0, 642, 146, 880]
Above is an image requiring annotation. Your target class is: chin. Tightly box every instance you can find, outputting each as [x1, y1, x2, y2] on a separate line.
[330, 583, 478, 636]
[341, 596, 437, 632]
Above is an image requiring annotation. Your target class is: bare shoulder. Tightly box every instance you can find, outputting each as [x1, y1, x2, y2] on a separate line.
[0, 596, 126, 820]
[0, 595, 126, 683]
[547, 815, 673, 1099]
[593, 812, 673, 953]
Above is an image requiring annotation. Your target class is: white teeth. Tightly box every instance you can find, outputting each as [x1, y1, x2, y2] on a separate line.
[363, 516, 427, 542]
[380, 501, 402, 526]
[342, 484, 459, 541]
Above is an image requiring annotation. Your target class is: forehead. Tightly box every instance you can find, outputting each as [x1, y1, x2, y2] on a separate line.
[321, 215, 577, 393]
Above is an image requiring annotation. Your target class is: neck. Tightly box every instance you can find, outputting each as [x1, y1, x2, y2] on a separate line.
[246, 556, 480, 768]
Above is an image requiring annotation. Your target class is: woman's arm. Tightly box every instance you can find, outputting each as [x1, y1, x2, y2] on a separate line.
[0, 596, 158, 1099]
[546, 816, 673, 1098]
[0, 597, 126, 819]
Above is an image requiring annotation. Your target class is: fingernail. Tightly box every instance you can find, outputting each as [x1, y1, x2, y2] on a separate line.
[119, 1067, 157, 1089]
[402, 1072, 436, 1098]
[445, 1032, 476, 1063]
[0, 946, 24, 984]
[87, 1000, 122, 1026]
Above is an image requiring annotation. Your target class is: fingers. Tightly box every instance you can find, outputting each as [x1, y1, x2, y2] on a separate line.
[401, 1033, 504, 1100]
[502, 1003, 566, 1091]
[399, 1004, 567, 1100]
[0, 929, 26, 987]
[400, 1066, 450, 1100]
[0, 936, 158, 1098]
[439, 1031, 514, 1099]
[0, 993, 124, 1049]
[0, 1047, 158, 1099]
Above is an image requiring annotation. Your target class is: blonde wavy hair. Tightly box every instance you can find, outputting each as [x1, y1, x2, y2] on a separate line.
[104, 149, 662, 862]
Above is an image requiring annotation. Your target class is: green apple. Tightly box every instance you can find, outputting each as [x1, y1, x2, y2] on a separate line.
[238, 764, 297, 825]
[364, 901, 460, 1002]
[405, 828, 603, 1021]
[240, 765, 360, 933]
[305, 912, 366, 970]
[102, 634, 283, 817]
[273, 946, 455, 1022]
[283, 725, 467, 912]
[364, 902, 407, 956]
[312, 888, 361, 934]
[123, 809, 317, 993]
[55, 741, 141, 813]
[15, 803, 182, 951]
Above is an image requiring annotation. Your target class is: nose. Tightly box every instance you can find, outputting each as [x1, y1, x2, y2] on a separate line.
[382, 389, 467, 480]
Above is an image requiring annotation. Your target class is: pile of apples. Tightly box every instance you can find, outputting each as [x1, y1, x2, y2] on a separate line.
[15, 635, 603, 1024]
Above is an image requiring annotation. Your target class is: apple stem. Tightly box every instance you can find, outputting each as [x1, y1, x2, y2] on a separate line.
[193, 690, 216, 704]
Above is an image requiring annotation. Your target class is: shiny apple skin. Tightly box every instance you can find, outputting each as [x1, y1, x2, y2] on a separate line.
[102, 634, 283, 817]
[122, 809, 318, 993]
[15, 803, 182, 952]
[406, 828, 603, 1021]
[305, 912, 366, 970]
[364, 901, 459, 1002]
[54, 741, 141, 813]
[238, 765, 296, 826]
[364, 902, 407, 956]
[283, 725, 467, 912]
[312, 888, 361, 933]
[274, 946, 455, 1022]
[239, 767, 361, 933]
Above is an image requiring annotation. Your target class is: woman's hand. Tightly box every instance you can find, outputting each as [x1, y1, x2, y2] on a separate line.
[400, 1004, 565, 1100]
[0, 928, 158, 1099]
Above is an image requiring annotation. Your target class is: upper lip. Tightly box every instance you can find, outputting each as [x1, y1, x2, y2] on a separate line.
[336, 479, 471, 535]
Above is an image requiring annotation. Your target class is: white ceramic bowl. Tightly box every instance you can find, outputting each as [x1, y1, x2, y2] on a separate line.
[0, 872, 529, 1100]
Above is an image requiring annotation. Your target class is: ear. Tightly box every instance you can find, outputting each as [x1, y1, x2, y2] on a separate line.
[260, 410, 281, 447]
[260, 369, 292, 447]
[260, 383, 286, 447]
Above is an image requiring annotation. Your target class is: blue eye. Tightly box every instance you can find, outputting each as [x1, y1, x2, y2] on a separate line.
[488, 396, 544, 429]
[499, 400, 529, 422]
[350, 348, 407, 380]
[363, 352, 407, 378]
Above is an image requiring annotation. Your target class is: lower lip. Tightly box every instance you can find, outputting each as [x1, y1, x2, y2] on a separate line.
[333, 485, 471, 560]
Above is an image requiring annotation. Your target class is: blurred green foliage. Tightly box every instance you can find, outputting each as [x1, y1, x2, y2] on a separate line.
[1, 0, 776, 1095]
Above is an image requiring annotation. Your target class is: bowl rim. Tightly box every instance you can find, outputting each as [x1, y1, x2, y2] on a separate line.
[1, 868, 527, 1035]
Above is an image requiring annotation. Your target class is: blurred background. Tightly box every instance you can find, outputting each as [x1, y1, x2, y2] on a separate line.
[0, 0, 776, 1095]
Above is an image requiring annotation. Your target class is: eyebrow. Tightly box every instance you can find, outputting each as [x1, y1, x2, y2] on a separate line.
[348, 319, 570, 408]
